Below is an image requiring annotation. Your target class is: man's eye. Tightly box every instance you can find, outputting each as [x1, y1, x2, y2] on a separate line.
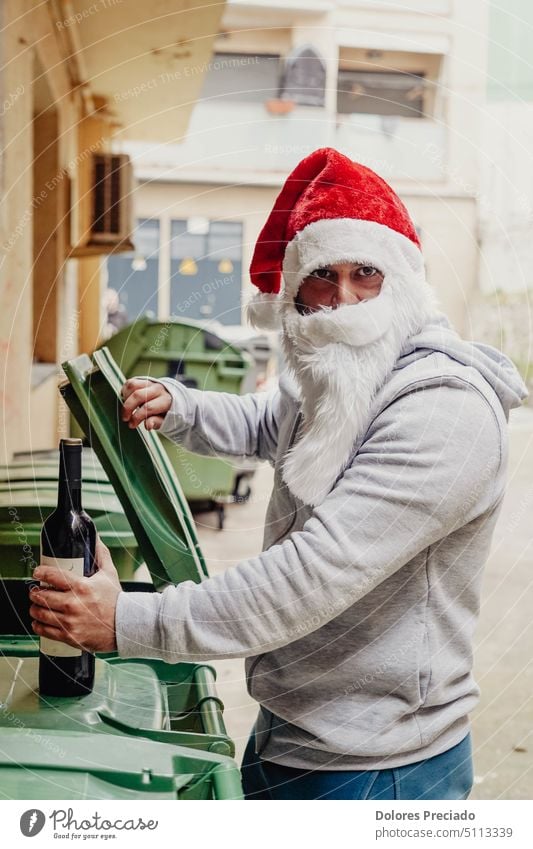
[309, 268, 332, 280]
[358, 266, 381, 278]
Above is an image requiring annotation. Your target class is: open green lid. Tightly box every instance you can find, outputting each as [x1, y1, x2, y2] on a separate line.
[60, 347, 207, 588]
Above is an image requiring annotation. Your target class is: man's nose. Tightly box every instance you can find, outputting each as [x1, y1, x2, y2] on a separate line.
[331, 274, 359, 308]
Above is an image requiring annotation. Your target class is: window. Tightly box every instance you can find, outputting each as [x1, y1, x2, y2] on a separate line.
[105, 218, 160, 325]
[337, 69, 426, 118]
[170, 219, 243, 325]
[279, 45, 327, 107]
[199, 52, 281, 103]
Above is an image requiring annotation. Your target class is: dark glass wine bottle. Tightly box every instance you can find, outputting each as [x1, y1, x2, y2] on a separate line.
[38, 438, 97, 697]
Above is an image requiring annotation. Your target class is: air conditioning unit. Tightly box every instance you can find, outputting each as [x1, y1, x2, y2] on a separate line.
[69, 153, 134, 256]
[90, 153, 134, 247]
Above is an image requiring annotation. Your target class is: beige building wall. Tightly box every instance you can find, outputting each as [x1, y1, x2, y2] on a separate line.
[0, 2, 113, 462]
[407, 194, 479, 333]
[0, 1, 77, 461]
[0, 2, 35, 462]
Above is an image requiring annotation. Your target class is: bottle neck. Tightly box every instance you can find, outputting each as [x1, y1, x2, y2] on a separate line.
[57, 444, 82, 514]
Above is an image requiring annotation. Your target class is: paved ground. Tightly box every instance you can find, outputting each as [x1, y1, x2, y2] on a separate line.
[194, 408, 533, 799]
[469, 406, 533, 800]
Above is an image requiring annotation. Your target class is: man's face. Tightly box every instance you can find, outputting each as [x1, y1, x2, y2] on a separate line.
[295, 262, 384, 315]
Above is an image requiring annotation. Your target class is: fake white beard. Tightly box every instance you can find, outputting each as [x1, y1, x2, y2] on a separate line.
[280, 275, 438, 507]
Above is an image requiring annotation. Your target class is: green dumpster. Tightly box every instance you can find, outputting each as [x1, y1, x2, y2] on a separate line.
[0, 731, 242, 800]
[61, 347, 207, 586]
[0, 481, 140, 579]
[98, 317, 252, 517]
[0, 644, 233, 757]
[5, 446, 107, 483]
[0, 346, 243, 799]
[104, 316, 249, 394]
[0, 594, 241, 798]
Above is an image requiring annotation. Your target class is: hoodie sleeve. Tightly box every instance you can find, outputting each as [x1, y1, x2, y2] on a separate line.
[115, 381, 505, 662]
[145, 377, 281, 464]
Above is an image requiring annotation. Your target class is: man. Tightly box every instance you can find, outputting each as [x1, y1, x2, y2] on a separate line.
[30, 148, 528, 800]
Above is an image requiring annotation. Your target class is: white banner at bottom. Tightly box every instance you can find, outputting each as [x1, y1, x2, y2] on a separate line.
[2, 799, 531, 848]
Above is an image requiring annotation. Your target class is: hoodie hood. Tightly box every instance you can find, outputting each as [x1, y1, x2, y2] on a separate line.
[393, 312, 529, 420]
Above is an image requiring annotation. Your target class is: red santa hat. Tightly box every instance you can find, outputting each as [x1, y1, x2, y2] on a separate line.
[247, 147, 425, 329]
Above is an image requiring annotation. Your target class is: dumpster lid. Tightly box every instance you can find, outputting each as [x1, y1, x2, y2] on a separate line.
[60, 347, 207, 588]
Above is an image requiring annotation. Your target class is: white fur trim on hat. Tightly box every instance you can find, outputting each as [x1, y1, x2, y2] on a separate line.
[245, 291, 283, 330]
[245, 217, 426, 330]
[282, 218, 424, 297]
[245, 218, 425, 330]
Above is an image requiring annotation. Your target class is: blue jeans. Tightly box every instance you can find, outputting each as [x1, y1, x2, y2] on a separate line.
[241, 730, 474, 800]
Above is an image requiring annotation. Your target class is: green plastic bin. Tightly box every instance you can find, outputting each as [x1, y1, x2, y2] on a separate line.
[0, 730, 242, 799]
[4, 447, 107, 483]
[0, 348, 243, 800]
[60, 347, 207, 587]
[0, 642, 233, 757]
[0, 482, 140, 579]
[104, 316, 249, 393]
[99, 317, 251, 507]
[0, 627, 241, 799]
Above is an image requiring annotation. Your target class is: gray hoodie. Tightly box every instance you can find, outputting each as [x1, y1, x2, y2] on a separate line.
[115, 313, 528, 770]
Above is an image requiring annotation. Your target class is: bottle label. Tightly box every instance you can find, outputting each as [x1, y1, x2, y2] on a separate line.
[39, 554, 83, 658]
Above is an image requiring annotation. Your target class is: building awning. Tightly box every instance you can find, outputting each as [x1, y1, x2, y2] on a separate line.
[52, 0, 227, 141]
